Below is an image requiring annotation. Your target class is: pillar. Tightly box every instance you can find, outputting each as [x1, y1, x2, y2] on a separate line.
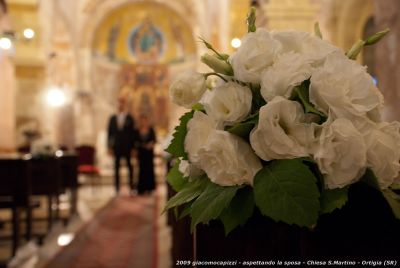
[0, 3, 16, 152]
[374, 0, 400, 121]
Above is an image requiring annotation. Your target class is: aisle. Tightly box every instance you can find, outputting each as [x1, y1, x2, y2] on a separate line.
[44, 193, 159, 268]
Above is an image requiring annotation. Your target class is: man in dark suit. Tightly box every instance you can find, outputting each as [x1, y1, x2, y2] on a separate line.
[107, 98, 136, 194]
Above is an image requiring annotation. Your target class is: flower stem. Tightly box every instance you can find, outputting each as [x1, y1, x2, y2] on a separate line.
[205, 72, 228, 82]
[199, 37, 229, 62]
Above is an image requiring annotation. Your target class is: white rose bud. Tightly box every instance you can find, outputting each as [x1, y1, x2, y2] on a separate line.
[310, 52, 384, 121]
[184, 111, 217, 163]
[261, 52, 313, 102]
[201, 53, 233, 76]
[203, 81, 252, 125]
[197, 131, 262, 186]
[230, 28, 281, 84]
[169, 71, 206, 109]
[364, 121, 400, 189]
[250, 96, 315, 161]
[346, 40, 365, 60]
[314, 118, 367, 189]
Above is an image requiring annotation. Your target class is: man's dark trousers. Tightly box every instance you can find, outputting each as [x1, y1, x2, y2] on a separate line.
[107, 114, 136, 193]
[114, 152, 134, 192]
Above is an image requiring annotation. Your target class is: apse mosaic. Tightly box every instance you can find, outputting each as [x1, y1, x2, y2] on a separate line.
[92, 2, 196, 64]
[127, 17, 165, 63]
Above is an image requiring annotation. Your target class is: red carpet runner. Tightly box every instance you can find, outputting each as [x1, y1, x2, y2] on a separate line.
[45, 194, 158, 268]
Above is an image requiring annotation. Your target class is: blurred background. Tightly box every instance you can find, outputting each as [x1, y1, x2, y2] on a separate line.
[0, 0, 399, 267]
[1, 0, 400, 156]
[1, 0, 400, 157]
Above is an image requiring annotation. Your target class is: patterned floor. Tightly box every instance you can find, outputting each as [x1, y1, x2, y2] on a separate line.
[0, 182, 172, 268]
[44, 194, 158, 268]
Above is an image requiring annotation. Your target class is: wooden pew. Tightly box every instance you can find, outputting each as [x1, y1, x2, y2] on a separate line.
[57, 154, 79, 223]
[0, 155, 32, 258]
[30, 156, 62, 232]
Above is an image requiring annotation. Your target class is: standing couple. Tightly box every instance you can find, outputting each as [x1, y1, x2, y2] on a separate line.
[107, 98, 156, 195]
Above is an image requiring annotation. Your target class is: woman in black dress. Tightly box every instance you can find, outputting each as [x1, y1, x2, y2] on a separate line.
[135, 114, 156, 194]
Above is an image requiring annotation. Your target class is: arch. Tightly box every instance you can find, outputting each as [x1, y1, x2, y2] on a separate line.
[337, 0, 373, 55]
[90, 1, 197, 64]
[362, 16, 376, 77]
[75, 0, 199, 91]
[79, 0, 197, 50]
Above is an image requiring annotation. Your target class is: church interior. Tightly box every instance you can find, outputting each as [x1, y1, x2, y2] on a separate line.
[1, 0, 400, 267]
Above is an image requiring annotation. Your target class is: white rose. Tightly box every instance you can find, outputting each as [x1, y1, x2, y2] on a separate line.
[197, 131, 262, 186]
[178, 159, 204, 178]
[314, 118, 367, 189]
[364, 121, 400, 189]
[184, 111, 217, 163]
[230, 28, 281, 84]
[260, 52, 313, 102]
[203, 81, 252, 125]
[169, 71, 206, 108]
[271, 30, 340, 64]
[345, 116, 399, 188]
[351, 115, 377, 133]
[310, 52, 384, 121]
[250, 96, 315, 161]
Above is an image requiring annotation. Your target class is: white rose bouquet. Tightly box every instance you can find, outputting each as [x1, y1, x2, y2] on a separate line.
[165, 8, 400, 234]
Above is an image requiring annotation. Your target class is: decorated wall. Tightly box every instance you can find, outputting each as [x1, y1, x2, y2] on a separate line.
[7, 0, 397, 158]
[90, 1, 197, 139]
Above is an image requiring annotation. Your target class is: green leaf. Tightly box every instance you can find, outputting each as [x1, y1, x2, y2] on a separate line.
[173, 207, 179, 219]
[382, 189, 400, 220]
[297, 156, 315, 164]
[360, 168, 380, 190]
[166, 160, 188, 192]
[254, 159, 320, 227]
[192, 103, 204, 111]
[390, 183, 400, 190]
[292, 81, 327, 121]
[320, 187, 349, 214]
[164, 177, 208, 212]
[165, 111, 194, 159]
[226, 115, 258, 139]
[220, 187, 254, 235]
[190, 182, 240, 231]
[179, 201, 193, 220]
[302, 158, 325, 192]
[250, 84, 266, 114]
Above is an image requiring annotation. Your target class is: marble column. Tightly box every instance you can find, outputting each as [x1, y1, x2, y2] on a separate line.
[0, 7, 16, 152]
[54, 103, 75, 150]
[0, 53, 16, 152]
[374, 0, 400, 121]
